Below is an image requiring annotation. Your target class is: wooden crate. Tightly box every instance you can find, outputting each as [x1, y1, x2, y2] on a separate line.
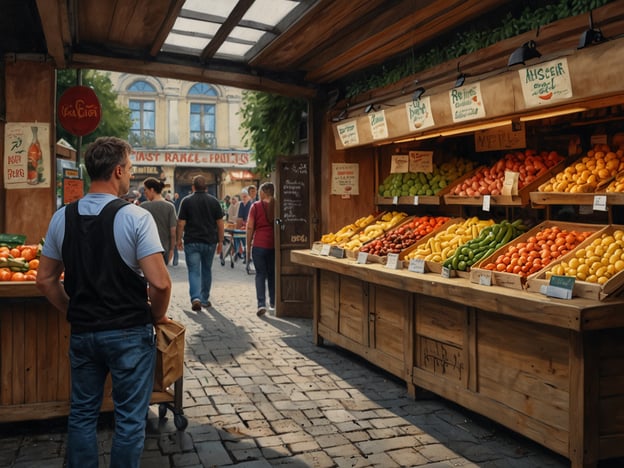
[470, 221, 606, 290]
[526, 225, 624, 301]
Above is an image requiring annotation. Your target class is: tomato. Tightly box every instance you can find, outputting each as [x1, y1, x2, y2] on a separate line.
[0, 268, 12, 281]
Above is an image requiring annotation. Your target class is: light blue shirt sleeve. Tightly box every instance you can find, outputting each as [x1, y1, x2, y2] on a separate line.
[41, 194, 163, 275]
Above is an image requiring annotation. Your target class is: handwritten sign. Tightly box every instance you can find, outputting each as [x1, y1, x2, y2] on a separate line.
[449, 83, 486, 122]
[331, 163, 359, 195]
[390, 155, 409, 173]
[475, 122, 526, 152]
[58, 86, 101, 136]
[279, 158, 310, 248]
[405, 97, 435, 131]
[337, 120, 359, 147]
[369, 110, 389, 140]
[519, 58, 573, 107]
[502, 171, 519, 196]
[409, 151, 433, 173]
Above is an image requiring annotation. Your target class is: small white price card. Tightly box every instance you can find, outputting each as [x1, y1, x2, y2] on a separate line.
[477, 270, 492, 286]
[385, 253, 401, 269]
[408, 258, 425, 273]
[413, 196, 419, 205]
[441, 266, 451, 278]
[593, 195, 607, 212]
[356, 251, 368, 264]
[320, 244, 331, 256]
[482, 194, 491, 212]
[393, 196, 399, 205]
[502, 170, 519, 196]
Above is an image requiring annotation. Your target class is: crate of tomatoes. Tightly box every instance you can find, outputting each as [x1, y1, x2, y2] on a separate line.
[0, 240, 42, 282]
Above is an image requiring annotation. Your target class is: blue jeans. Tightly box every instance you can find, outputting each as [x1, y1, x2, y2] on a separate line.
[172, 246, 179, 265]
[184, 242, 217, 304]
[252, 247, 275, 308]
[67, 324, 156, 468]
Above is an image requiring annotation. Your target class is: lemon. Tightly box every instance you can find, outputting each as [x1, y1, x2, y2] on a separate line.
[615, 260, 624, 272]
[613, 230, 624, 241]
[597, 275, 609, 285]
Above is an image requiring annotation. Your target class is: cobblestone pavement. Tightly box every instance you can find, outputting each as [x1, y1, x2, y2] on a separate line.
[2, 252, 616, 467]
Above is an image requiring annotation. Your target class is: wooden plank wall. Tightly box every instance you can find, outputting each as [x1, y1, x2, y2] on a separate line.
[1, 60, 56, 242]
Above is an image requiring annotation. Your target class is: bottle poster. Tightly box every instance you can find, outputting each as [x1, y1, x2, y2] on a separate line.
[3, 122, 51, 189]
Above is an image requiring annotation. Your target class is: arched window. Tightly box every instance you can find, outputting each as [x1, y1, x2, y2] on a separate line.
[127, 81, 156, 147]
[188, 83, 217, 148]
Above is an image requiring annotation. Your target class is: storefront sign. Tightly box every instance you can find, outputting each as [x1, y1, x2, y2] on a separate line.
[57, 86, 101, 136]
[406, 97, 435, 131]
[369, 110, 388, 140]
[336, 120, 359, 147]
[519, 58, 573, 107]
[331, 163, 359, 195]
[3, 122, 51, 189]
[130, 150, 255, 168]
[450, 83, 486, 122]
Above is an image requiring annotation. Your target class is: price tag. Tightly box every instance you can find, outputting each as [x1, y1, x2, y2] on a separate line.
[311, 243, 323, 254]
[477, 270, 492, 286]
[482, 195, 491, 212]
[320, 244, 331, 256]
[413, 196, 419, 205]
[329, 246, 345, 258]
[441, 266, 451, 278]
[541, 275, 575, 299]
[385, 253, 401, 269]
[393, 196, 399, 205]
[356, 251, 368, 264]
[593, 195, 607, 212]
[502, 170, 519, 196]
[408, 258, 425, 273]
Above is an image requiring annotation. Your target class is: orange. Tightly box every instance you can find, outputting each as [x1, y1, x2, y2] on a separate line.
[10, 272, 25, 281]
[0, 268, 12, 281]
[28, 259, 39, 270]
[9, 248, 20, 258]
[20, 248, 36, 261]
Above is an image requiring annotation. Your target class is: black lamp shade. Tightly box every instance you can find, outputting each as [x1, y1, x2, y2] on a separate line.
[508, 40, 541, 67]
[578, 28, 604, 49]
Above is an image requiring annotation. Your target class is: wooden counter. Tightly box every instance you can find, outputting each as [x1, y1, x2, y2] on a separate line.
[291, 250, 624, 468]
[0, 283, 177, 423]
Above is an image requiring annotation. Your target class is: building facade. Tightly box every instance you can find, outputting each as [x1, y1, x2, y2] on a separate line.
[108, 72, 257, 202]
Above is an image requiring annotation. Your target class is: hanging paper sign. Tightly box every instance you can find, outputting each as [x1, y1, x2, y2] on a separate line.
[475, 122, 526, 152]
[369, 110, 389, 140]
[409, 151, 433, 173]
[390, 154, 409, 173]
[406, 97, 435, 131]
[519, 58, 573, 107]
[58, 86, 102, 136]
[3, 122, 51, 189]
[337, 120, 359, 147]
[502, 171, 519, 196]
[331, 163, 359, 195]
[450, 83, 486, 122]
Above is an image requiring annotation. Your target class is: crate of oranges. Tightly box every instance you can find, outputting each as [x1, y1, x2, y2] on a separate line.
[526, 225, 624, 300]
[470, 221, 605, 290]
[0, 242, 42, 282]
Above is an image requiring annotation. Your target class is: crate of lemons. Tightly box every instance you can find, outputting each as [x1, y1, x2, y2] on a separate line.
[319, 211, 408, 252]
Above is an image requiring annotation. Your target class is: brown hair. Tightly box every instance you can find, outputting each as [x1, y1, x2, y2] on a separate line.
[84, 137, 132, 181]
[143, 177, 165, 194]
[259, 182, 275, 224]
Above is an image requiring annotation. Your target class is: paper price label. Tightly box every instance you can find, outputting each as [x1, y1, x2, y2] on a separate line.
[408, 258, 425, 273]
[413, 196, 419, 205]
[393, 196, 399, 205]
[441, 266, 451, 278]
[356, 252, 368, 264]
[482, 195, 491, 212]
[320, 244, 331, 256]
[502, 170, 519, 196]
[477, 270, 492, 286]
[385, 253, 401, 270]
[593, 195, 607, 212]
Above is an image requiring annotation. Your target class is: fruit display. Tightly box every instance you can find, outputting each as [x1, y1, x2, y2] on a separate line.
[359, 215, 450, 257]
[543, 230, 624, 285]
[403, 217, 495, 264]
[539, 144, 624, 193]
[320, 211, 408, 251]
[0, 242, 42, 282]
[377, 157, 475, 197]
[450, 149, 563, 196]
[442, 220, 527, 271]
[479, 225, 594, 277]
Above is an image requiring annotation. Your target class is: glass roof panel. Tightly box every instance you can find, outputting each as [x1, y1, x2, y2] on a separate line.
[182, 0, 235, 18]
[216, 41, 255, 59]
[164, 32, 209, 52]
[242, 0, 300, 27]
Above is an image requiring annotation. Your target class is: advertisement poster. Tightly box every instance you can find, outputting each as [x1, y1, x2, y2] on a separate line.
[406, 96, 435, 131]
[519, 57, 573, 107]
[331, 163, 359, 195]
[369, 110, 389, 140]
[4, 122, 51, 189]
[336, 120, 359, 147]
[449, 82, 486, 122]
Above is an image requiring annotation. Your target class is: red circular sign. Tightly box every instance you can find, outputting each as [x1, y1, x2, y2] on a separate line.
[57, 86, 102, 136]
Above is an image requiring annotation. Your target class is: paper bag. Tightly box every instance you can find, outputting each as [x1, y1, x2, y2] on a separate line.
[154, 320, 185, 391]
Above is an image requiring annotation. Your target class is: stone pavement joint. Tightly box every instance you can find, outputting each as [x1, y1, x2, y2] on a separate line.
[0, 253, 589, 467]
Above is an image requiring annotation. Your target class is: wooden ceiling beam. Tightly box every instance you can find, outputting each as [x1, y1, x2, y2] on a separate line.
[149, 0, 186, 57]
[35, 0, 71, 68]
[200, 0, 255, 62]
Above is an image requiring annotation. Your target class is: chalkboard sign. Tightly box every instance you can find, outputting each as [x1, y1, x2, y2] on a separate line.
[277, 156, 309, 248]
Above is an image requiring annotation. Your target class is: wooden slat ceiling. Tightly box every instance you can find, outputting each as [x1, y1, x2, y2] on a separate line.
[0, 0, 617, 100]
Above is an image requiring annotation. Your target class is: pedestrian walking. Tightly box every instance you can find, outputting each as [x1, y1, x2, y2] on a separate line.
[176, 174, 224, 311]
[141, 177, 177, 265]
[246, 182, 276, 317]
[36, 136, 172, 468]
